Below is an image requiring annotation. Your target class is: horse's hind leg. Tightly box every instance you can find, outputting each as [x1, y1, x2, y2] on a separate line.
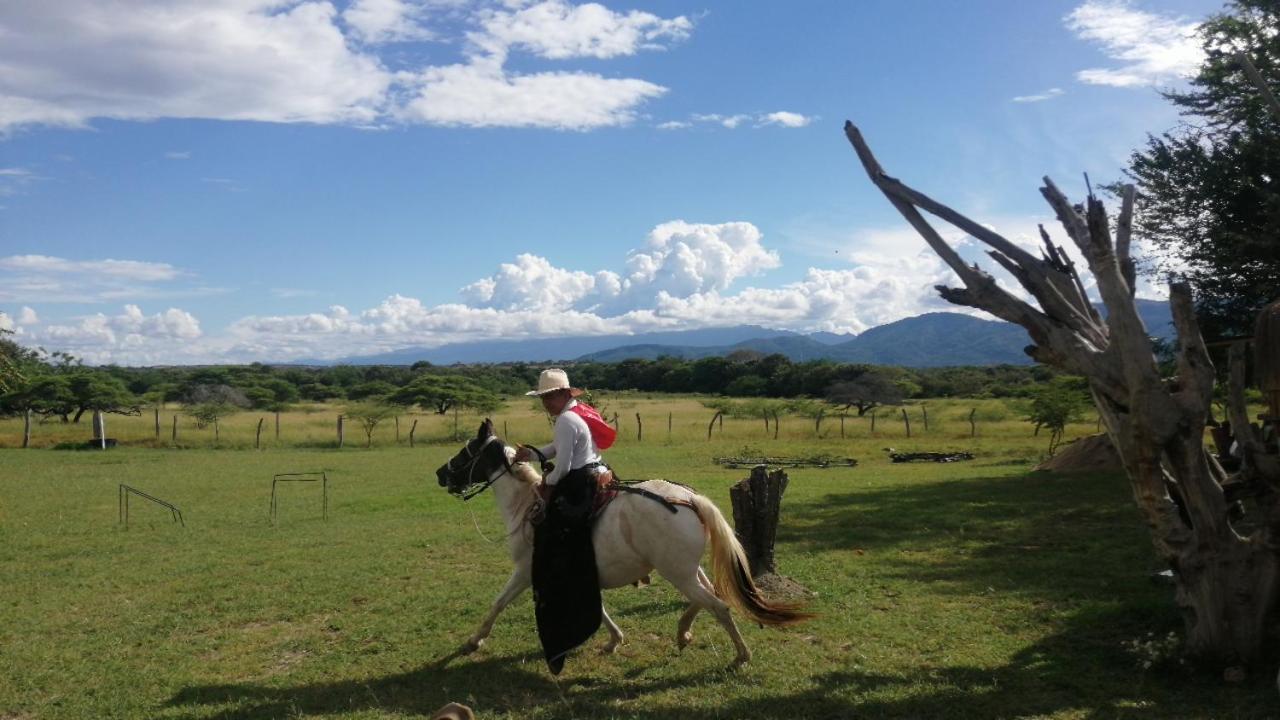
[464, 567, 530, 653]
[676, 568, 713, 651]
[601, 606, 624, 654]
[667, 569, 750, 667]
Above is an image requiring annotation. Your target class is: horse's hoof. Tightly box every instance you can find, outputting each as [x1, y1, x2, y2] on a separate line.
[600, 641, 620, 655]
[461, 638, 484, 655]
[729, 654, 750, 670]
[677, 632, 693, 651]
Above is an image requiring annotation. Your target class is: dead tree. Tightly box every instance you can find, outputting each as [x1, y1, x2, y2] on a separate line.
[845, 120, 1280, 667]
[729, 465, 790, 577]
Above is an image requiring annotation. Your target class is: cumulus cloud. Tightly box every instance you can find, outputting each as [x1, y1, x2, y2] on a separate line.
[758, 111, 812, 128]
[343, 0, 434, 44]
[0, 0, 690, 133]
[1012, 88, 1065, 103]
[24, 305, 203, 364]
[1066, 1, 1202, 87]
[17, 306, 38, 324]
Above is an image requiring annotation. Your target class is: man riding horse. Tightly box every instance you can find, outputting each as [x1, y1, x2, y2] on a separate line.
[513, 368, 617, 672]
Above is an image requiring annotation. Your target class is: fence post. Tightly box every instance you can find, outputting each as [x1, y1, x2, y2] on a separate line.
[337, 415, 344, 448]
[636, 412, 643, 442]
[93, 410, 106, 450]
[840, 412, 846, 439]
[901, 408, 911, 438]
[707, 411, 723, 441]
[23, 409, 31, 448]
[410, 419, 418, 448]
[214, 418, 219, 444]
[275, 411, 280, 441]
[668, 412, 672, 441]
[969, 408, 977, 437]
[773, 410, 780, 440]
[395, 415, 400, 443]
[871, 409, 877, 433]
[255, 417, 264, 449]
[922, 404, 929, 431]
[172, 414, 178, 442]
[154, 407, 160, 437]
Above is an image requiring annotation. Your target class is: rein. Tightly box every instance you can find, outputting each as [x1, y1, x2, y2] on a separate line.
[452, 435, 512, 502]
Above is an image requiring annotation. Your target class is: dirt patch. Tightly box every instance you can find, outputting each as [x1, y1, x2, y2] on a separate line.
[753, 573, 814, 601]
[1034, 433, 1122, 474]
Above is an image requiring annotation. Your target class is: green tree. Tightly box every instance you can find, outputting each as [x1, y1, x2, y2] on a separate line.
[1122, 0, 1280, 337]
[1026, 378, 1090, 456]
[347, 380, 398, 401]
[66, 372, 139, 423]
[825, 371, 905, 416]
[344, 402, 397, 448]
[388, 374, 501, 414]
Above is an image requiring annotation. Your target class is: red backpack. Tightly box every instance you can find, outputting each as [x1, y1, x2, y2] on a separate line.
[567, 402, 617, 450]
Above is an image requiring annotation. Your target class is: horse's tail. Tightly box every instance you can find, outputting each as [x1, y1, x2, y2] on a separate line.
[689, 494, 811, 627]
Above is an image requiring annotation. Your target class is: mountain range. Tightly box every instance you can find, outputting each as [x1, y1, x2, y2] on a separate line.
[328, 299, 1175, 368]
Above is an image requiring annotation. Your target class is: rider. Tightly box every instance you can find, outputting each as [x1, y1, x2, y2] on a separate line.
[513, 368, 616, 498]
[512, 367, 617, 674]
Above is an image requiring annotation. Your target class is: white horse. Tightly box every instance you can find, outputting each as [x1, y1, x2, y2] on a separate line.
[435, 419, 806, 668]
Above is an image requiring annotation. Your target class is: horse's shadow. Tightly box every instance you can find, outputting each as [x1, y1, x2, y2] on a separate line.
[164, 648, 721, 720]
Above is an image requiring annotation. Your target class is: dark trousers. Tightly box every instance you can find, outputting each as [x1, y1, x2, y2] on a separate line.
[532, 467, 601, 674]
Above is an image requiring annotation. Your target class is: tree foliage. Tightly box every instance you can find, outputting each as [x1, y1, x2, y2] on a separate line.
[388, 374, 501, 414]
[344, 402, 396, 447]
[1123, 0, 1280, 337]
[1026, 377, 1090, 456]
[825, 371, 905, 416]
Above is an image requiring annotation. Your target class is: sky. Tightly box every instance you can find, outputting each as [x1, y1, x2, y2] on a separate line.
[0, 0, 1221, 365]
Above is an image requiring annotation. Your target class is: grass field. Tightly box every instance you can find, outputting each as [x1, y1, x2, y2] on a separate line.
[1, 398, 1276, 719]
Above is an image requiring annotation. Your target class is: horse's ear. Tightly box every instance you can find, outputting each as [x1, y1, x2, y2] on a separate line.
[477, 419, 493, 439]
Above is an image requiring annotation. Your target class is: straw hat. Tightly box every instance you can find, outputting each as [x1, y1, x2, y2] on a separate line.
[526, 368, 584, 397]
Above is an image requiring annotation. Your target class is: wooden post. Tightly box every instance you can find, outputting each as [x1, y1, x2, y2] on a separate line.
[763, 412, 770, 434]
[337, 415, 344, 448]
[901, 408, 911, 438]
[718, 413, 724, 431]
[172, 414, 178, 442]
[255, 417, 264, 449]
[23, 409, 31, 449]
[922, 404, 929, 431]
[503, 421, 509, 438]
[453, 406, 459, 440]
[814, 409, 824, 438]
[969, 408, 977, 437]
[395, 415, 400, 443]
[93, 410, 106, 450]
[612, 413, 620, 432]
[773, 410, 780, 440]
[729, 465, 790, 578]
[275, 411, 280, 441]
[871, 409, 877, 433]
[410, 419, 418, 448]
[154, 407, 160, 437]
[707, 411, 723, 441]
[635, 412, 643, 442]
[668, 412, 672, 441]
[840, 412, 846, 439]
[213, 417, 219, 444]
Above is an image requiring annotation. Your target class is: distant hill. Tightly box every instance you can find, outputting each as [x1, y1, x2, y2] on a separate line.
[329, 299, 1175, 367]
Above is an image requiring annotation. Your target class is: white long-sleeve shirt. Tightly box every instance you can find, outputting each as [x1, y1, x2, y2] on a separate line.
[538, 399, 602, 485]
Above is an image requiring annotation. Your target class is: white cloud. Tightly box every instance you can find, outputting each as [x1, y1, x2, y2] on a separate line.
[0, 0, 689, 133]
[25, 305, 203, 364]
[1012, 88, 1065, 103]
[0, 254, 227, 305]
[0, 255, 182, 282]
[1066, 1, 1202, 87]
[17, 306, 38, 324]
[758, 111, 812, 128]
[400, 62, 666, 129]
[693, 113, 751, 129]
[473, 0, 691, 61]
[343, 0, 434, 44]
[165, 151, 191, 160]
[0, 313, 13, 333]
[656, 120, 691, 130]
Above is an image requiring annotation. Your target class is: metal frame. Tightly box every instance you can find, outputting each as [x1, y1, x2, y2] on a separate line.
[118, 485, 184, 528]
[270, 472, 329, 522]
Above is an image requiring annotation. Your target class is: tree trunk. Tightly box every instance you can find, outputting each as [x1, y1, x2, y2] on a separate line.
[969, 408, 977, 438]
[871, 410, 876, 432]
[921, 404, 929, 431]
[845, 120, 1280, 666]
[73, 407, 86, 424]
[729, 466, 790, 577]
[23, 409, 31, 448]
[93, 411, 105, 449]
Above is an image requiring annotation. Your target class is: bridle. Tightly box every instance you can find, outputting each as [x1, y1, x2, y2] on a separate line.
[445, 435, 514, 501]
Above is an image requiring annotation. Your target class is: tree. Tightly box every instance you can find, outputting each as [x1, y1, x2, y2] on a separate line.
[345, 402, 396, 448]
[1122, 0, 1280, 338]
[66, 372, 139, 423]
[1026, 378, 1089, 456]
[388, 374, 501, 414]
[846, 120, 1280, 668]
[825, 371, 904, 416]
[1, 375, 75, 419]
[346, 380, 397, 401]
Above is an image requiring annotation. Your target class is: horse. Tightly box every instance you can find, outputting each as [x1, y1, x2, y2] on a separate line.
[434, 419, 807, 668]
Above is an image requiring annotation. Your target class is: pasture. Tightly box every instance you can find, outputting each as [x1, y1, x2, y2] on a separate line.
[1, 398, 1275, 719]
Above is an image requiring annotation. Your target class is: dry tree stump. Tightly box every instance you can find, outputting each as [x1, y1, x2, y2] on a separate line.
[729, 465, 809, 598]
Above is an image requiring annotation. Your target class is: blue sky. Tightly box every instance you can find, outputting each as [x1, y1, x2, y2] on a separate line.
[0, 0, 1219, 364]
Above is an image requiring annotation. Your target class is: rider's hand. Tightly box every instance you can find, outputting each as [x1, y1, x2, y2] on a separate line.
[513, 446, 532, 463]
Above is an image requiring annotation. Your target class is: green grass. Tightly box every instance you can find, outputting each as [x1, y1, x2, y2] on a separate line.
[1, 400, 1276, 719]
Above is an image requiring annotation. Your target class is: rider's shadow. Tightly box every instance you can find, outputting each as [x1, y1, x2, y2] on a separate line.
[164, 649, 717, 719]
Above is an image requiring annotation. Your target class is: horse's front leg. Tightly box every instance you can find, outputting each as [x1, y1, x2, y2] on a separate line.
[463, 566, 530, 654]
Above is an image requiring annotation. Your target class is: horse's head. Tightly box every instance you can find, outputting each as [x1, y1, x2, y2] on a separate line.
[435, 419, 508, 497]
